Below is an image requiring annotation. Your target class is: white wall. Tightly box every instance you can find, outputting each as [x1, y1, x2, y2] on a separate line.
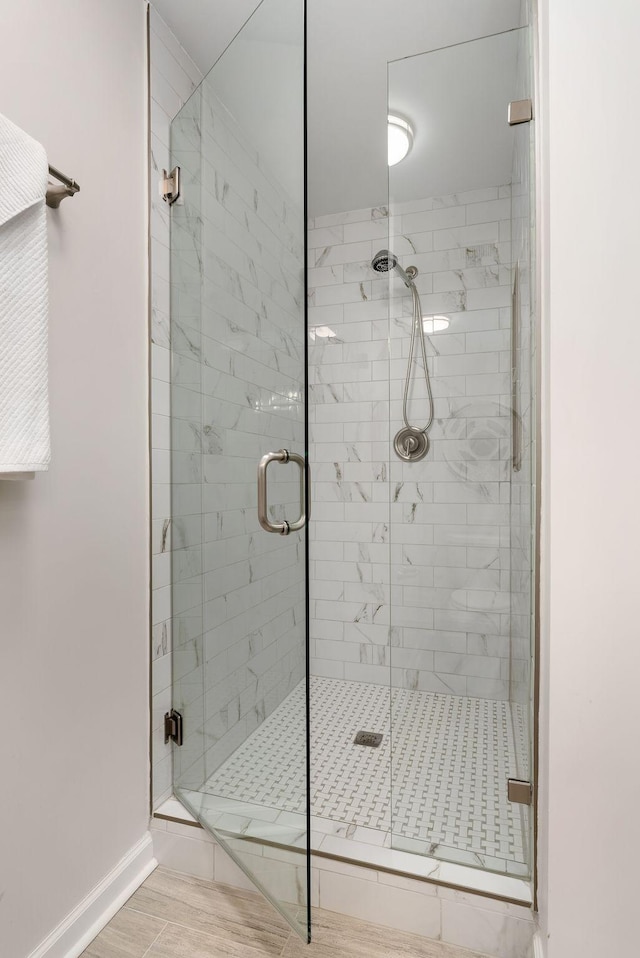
[0, 3, 149, 957]
[539, 0, 640, 954]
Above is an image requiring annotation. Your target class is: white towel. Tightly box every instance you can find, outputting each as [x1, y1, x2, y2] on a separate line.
[0, 113, 50, 474]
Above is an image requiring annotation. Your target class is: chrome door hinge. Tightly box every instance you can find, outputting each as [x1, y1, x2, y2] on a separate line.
[508, 99, 533, 125]
[164, 709, 183, 746]
[507, 778, 533, 805]
[161, 166, 181, 205]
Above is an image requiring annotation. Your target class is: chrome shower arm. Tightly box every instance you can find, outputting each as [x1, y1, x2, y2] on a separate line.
[396, 263, 418, 288]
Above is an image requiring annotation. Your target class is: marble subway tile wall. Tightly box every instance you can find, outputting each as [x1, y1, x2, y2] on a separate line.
[308, 206, 392, 686]
[171, 73, 307, 792]
[149, 6, 203, 808]
[309, 188, 515, 700]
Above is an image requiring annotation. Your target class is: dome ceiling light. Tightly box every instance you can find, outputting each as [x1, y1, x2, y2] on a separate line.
[388, 114, 414, 166]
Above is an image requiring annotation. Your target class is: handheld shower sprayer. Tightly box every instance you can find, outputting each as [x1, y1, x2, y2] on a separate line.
[371, 249, 417, 288]
[371, 250, 433, 461]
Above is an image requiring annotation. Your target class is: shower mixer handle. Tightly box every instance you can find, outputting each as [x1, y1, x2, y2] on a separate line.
[257, 449, 309, 535]
[394, 426, 429, 462]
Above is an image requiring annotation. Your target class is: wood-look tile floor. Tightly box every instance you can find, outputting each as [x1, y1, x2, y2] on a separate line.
[82, 867, 488, 958]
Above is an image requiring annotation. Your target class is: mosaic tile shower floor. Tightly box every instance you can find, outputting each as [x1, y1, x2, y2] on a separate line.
[200, 677, 529, 874]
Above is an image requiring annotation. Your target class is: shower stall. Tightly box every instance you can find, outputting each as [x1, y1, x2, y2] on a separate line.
[166, 0, 536, 941]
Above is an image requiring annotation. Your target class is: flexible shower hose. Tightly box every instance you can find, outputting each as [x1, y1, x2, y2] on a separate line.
[402, 281, 434, 434]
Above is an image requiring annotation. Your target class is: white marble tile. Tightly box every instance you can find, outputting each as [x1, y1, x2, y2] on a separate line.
[319, 870, 441, 939]
[465, 197, 512, 225]
[313, 239, 373, 268]
[441, 899, 534, 958]
[151, 825, 215, 881]
[466, 285, 512, 310]
[343, 218, 389, 244]
[401, 205, 466, 234]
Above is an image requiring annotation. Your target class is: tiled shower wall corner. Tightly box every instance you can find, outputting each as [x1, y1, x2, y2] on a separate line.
[309, 189, 517, 700]
[150, 6, 202, 809]
[169, 68, 306, 792]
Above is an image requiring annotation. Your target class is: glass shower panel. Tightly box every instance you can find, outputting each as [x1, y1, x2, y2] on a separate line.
[170, 84, 204, 801]
[170, 0, 309, 939]
[387, 28, 535, 878]
[508, 25, 536, 802]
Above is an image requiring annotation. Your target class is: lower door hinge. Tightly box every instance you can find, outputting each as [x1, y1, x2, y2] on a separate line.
[507, 778, 533, 805]
[164, 709, 183, 746]
[160, 166, 181, 205]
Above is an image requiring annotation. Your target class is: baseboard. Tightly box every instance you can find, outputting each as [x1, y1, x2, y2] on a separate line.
[28, 832, 157, 958]
[532, 930, 546, 958]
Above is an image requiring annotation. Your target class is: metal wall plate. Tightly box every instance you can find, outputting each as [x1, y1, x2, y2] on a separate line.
[164, 709, 183, 746]
[507, 778, 532, 805]
[161, 166, 181, 205]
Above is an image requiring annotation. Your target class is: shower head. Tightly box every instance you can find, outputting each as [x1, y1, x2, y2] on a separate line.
[371, 249, 398, 273]
[371, 249, 417, 288]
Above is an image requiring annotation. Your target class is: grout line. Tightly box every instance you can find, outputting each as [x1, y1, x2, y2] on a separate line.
[125, 904, 167, 921]
[279, 929, 294, 956]
[140, 920, 169, 958]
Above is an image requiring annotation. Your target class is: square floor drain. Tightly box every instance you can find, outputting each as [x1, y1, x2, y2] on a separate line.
[354, 730, 383, 747]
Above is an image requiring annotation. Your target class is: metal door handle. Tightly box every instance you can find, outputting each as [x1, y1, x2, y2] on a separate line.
[257, 449, 309, 535]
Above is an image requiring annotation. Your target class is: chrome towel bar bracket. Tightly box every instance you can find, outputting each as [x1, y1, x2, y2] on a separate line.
[46, 164, 80, 208]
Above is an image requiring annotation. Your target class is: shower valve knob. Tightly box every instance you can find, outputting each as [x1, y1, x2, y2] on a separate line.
[394, 426, 429, 462]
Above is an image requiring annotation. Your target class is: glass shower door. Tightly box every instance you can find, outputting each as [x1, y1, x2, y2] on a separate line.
[169, 0, 310, 939]
[387, 27, 535, 881]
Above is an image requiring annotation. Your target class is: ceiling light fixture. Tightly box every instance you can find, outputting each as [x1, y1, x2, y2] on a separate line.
[388, 114, 413, 166]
